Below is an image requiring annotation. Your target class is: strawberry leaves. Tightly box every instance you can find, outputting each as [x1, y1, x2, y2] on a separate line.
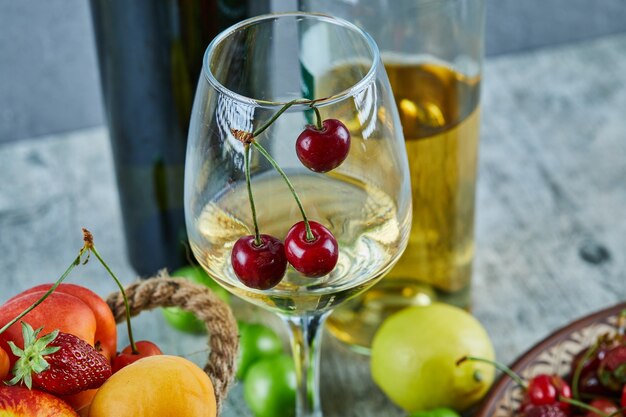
[7, 322, 60, 389]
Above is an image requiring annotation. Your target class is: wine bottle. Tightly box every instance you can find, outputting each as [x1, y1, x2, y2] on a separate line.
[90, 0, 266, 276]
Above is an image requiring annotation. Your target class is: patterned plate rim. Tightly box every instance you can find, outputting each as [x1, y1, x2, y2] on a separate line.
[475, 301, 626, 417]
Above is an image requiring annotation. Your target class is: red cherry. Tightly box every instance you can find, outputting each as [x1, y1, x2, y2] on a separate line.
[598, 345, 626, 390]
[526, 374, 571, 413]
[585, 399, 620, 417]
[523, 405, 568, 417]
[112, 340, 162, 373]
[284, 221, 338, 277]
[231, 234, 287, 289]
[296, 119, 350, 173]
[621, 385, 625, 407]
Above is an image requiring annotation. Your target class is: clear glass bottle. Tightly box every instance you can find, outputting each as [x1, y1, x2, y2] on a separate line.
[300, 0, 486, 352]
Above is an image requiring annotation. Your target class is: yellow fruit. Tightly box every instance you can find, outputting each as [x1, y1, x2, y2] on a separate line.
[371, 303, 495, 412]
[88, 355, 216, 417]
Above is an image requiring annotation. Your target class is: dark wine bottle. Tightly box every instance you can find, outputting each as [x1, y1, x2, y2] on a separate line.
[90, 0, 267, 276]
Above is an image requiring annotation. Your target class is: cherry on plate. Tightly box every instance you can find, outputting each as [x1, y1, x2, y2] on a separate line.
[296, 119, 350, 173]
[584, 399, 620, 417]
[526, 374, 571, 413]
[523, 405, 568, 417]
[231, 235, 287, 290]
[284, 221, 338, 278]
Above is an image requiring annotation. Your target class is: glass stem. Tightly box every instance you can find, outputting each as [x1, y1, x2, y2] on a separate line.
[280, 312, 330, 417]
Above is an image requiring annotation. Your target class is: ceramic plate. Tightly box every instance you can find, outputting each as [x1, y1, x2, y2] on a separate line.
[475, 302, 626, 417]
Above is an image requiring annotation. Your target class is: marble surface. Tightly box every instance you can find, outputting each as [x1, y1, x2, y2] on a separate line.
[1, 34, 625, 416]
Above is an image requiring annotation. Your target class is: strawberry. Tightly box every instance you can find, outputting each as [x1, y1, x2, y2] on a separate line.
[7, 322, 112, 395]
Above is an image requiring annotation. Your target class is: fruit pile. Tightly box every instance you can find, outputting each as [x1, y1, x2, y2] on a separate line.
[230, 100, 350, 290]
[0, 230, 220, 417]
[463, 312, 626, 417]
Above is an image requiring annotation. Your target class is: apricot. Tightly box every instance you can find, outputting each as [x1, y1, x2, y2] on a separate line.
[59, 389, 98, 415]
[88, 355, 216, 417]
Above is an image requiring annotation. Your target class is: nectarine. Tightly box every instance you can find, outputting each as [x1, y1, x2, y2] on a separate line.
[0, 292, 96, 364]
[13, 284, 117, 361]
[0, 385, 78, 416]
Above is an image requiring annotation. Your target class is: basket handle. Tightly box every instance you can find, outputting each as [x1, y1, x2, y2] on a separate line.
[106, 272, 238, 411]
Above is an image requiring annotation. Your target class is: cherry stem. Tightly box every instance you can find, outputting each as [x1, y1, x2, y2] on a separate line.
[560, 396, 610, 417]
[252, 99, 311, 138]
[244, 144, 261, 246]
[89, 245, 138, 354]
[572, 341, 599, 400]
[457, 356, 527, 389]
[0, 246, 87, 337]
[252, 141, 314, 241]
[311, 105, 323, 130]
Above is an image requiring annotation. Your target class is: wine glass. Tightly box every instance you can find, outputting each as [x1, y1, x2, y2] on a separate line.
[185, 12, 411, 417]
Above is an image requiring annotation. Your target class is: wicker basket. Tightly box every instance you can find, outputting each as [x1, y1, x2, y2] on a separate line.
[105, 274, 239, 412]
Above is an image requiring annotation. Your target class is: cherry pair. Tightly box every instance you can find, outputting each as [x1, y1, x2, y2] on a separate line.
[520, 374, 572, 415]
[232, 220, 338, 290]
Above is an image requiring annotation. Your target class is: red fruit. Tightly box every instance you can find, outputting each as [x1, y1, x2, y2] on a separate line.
[585, 398, 620, 417]
[14, 283, 118, 362]
[284, 221, 338, 278]
[621, 384, 625, 407]
[598, 345, 626, 391]
[112, 340, 163, 373]
[296, 118, 351, 173]
[576, 371, 615, 397]
[571, 345, 609, 377]
[59, 388, 98, 414]
[526, 374, 572, 413]
[0, 346, 9, 380]
[9, 324, 111, 396]
[524, 405, 568, 417]
[0, 292, 97, 365]
[0, 385, 79, 416]
[231, 234, 288, 289]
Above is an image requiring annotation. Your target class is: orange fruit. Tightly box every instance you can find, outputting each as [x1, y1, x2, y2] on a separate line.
[88, 355, 216, 417]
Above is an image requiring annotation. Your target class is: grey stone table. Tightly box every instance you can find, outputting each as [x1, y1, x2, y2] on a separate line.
[1, 34, 625, 416]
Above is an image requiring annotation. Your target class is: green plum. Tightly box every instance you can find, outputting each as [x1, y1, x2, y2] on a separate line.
[237, 323, 283, 379]
[244, 354, 296, 417]
[409, 408, 462, 417]
[162, 265, 230, 334]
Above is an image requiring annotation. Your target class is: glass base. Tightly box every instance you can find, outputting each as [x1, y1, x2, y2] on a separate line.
[326, 279, 471, 354]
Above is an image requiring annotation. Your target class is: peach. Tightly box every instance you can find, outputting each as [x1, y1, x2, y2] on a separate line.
[0, 292, 96, 365]
[13, 284, 117, 361]
[0, 385, 79, 416]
